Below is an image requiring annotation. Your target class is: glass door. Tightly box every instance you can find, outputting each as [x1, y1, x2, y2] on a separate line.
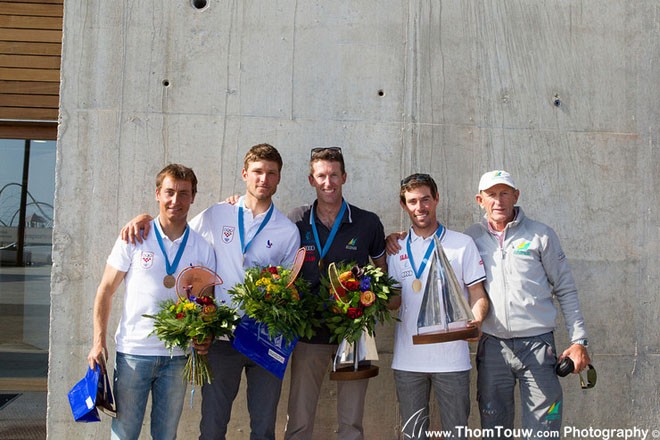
[0, 138, 55, 389]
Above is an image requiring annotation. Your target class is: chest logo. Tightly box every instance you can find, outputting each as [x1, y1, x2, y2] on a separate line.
[140, 251, 154, 269]
[345, 237, 358, 251]
[222, 226, 235, 244]
[513, 241, 531, 256]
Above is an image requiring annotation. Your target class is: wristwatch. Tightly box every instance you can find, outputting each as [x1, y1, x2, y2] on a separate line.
[572, 338, 589, 348]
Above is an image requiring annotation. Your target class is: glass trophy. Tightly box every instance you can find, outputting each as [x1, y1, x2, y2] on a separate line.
[412, 235, 479, 344]
[329, 332, 380, 381]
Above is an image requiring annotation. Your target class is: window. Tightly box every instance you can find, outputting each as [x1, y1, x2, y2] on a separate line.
[0, 138, 55, 389]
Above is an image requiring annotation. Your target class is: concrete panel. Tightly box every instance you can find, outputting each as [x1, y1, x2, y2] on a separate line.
[49, 0, 659, 438]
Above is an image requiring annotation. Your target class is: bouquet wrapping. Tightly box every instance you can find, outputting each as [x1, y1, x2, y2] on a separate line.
[229, 250, 316, 378]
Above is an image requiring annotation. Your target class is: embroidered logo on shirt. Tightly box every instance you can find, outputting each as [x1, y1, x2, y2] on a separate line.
[513, 241, 531, 255]
[400, 254, 408, 261]
[345, 238, 358, 251]
[140, 251, 154, 269]
[222, 226, 235, 244]
[266, 240, 273, 248]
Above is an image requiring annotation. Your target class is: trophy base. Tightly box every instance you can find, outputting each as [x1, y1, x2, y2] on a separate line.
[329, 365, 379, 381]
[412, 324, 479, 345]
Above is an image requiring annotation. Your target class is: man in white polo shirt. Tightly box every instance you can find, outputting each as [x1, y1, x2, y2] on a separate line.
[87, 164, 216, 440]
[387, 173, 489, 440]
[121, 144, 300, 440]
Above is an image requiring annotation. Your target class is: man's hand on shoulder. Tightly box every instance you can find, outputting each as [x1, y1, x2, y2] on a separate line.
[385, 231, 406, 255]
[224, 194, 241, 205]
[120, 213, 154, 244]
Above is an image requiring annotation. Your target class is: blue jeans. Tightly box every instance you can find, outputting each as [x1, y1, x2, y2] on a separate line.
[199, 340, 282, 440]
[477, 333, 562, 440]
[394, 369, 471, 440]
[111, 352, 187, 440]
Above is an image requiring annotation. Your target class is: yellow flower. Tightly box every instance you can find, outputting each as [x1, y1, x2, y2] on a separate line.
[183, 302, 196, 311]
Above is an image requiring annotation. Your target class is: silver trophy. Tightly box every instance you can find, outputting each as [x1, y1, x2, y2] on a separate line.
[413, 235, 479, 344]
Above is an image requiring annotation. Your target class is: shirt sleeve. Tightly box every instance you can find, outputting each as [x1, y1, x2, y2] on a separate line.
[541, 226, 588, 340]
[106, 236, 133, 272]
[462, 237, 486, 286]
[280, 223, 302, 267]
[188, 204, 217, 245]
[386, 252, 402, 284]
[369, 215, 386, 260]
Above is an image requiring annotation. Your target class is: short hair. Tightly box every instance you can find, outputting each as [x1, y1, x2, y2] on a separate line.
[156, 163, 198, 195]
[243, 143, 283, 172]
[399, 173, 438, 203]
[309, 147, 345, 175]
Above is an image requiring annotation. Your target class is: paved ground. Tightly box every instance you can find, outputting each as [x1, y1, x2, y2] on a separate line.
[0, 392, 46, 440]
[0, 265, 50, 439]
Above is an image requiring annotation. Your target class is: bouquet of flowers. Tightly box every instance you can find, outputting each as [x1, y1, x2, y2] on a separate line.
[321, 262, 399, 344]
[229, 264, 315, 343]
[143, 267, 240, 386]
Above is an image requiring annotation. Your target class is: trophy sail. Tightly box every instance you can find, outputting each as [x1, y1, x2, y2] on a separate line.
[413, 235, 479, 344]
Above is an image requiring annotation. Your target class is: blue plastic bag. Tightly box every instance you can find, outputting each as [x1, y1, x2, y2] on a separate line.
[67, 366, 101, 422]
[68, 365, 116, 422]
[231, 316, 297, 379]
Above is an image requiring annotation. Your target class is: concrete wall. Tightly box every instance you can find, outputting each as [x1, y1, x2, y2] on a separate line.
[48, 1, 659, 438]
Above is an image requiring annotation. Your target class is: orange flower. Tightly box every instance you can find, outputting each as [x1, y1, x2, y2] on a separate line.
[290, 286, 300, 301]
[339, 271, 353, 283]
[360, 290, 376, 307]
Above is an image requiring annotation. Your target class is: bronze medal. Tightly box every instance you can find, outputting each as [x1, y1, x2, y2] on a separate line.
[163, 275, 176, 289]
[412, 278, 422, 292]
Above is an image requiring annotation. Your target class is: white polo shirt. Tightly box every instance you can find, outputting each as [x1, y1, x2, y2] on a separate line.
[387, 227, 485, 373]
[188, 197, 301, 309]
[108, 218, 216, 356]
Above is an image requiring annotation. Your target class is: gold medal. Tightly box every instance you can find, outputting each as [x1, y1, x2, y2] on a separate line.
[163, 275, 176, 289]
[318, 258, 324, 271]
[412, 279, 422, 292]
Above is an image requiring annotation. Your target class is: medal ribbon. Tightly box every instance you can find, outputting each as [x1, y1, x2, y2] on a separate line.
[238, 198, 274, 254]
[406, 224, 444, 281]
[310, 199, 347, 261]
[153, 219, 190, 276]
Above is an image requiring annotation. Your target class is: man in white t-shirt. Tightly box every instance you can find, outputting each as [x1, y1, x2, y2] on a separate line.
[387, 173, 489, 440]
[121, 144, 300, 440]
[87, 164, 216, 440]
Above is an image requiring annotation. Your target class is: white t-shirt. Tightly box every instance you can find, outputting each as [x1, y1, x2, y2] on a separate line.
[188, 197, 301, 309]
[108, 218, 216, 356]
[387, 227, 485, 373]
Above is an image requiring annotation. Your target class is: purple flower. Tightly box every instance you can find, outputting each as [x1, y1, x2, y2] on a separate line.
[359, 276, 371, 292]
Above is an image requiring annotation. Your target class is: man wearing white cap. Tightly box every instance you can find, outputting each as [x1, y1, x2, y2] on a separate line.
[464, 170, 590, 439]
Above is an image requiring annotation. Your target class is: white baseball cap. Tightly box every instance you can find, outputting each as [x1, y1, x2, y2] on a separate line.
[478, 170, 517, 191]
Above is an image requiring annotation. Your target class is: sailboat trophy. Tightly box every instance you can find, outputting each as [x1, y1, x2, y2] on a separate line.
[324, 262, 396, 380]
[412, 235, 479, 344]
[329, 332, 380, 381]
